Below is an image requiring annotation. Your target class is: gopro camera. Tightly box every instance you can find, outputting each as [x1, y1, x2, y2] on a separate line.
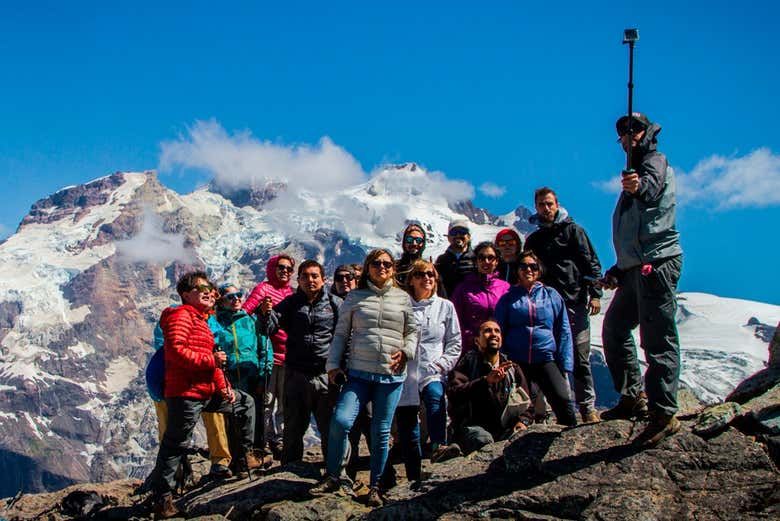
[623, 28, 639, 44]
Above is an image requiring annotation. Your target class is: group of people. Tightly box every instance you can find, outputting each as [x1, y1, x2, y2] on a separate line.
[147, 112, 683, 518]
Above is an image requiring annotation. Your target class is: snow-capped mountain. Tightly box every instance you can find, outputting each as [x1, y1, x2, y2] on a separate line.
[0, 167, 777, 497]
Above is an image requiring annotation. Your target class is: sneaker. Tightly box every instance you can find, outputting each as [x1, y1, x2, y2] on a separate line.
[581, 409, 601, 424]
[310, 476, 356, 497]
[152, 493, 179, 519]
[208, 463, 232, 480]
[366, 486, 383, 507]
[600, 392, 649, 421]
[634, 413, 681, 447]
[430, 443, 462, 463]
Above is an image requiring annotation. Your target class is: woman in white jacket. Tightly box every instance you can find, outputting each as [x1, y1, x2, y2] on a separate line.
[313, 248, 418, 507]
[397, 259, 463, 483]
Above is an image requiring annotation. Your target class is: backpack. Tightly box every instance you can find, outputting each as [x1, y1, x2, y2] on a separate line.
[145, 348, 165, 402]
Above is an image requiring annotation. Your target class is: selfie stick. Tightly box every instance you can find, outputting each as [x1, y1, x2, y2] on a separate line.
[622, 28, 639, 174]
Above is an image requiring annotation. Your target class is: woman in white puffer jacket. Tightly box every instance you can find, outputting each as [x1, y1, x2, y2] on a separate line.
[315, 248, 418, 507]
[397, 259, 463, 483]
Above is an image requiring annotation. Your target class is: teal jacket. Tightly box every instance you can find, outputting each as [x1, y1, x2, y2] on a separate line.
[214, 308, 273, 378]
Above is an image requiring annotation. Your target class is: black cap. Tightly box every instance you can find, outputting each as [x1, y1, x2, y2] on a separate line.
[333, 264, 355, 276]
[616, 112, 651, 136]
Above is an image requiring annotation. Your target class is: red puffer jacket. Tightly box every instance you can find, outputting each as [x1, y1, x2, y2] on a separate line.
[161, 304, 227, 400]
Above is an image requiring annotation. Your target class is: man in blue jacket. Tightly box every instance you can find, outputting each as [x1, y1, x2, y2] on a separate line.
[258, 260, 342, 464]
[600, 113, 683, 448]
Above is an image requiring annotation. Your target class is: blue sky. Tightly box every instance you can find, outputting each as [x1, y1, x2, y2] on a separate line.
[1, 2, 779, 304]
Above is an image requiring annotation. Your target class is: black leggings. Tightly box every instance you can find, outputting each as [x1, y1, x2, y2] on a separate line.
[519, 361, 577, 426]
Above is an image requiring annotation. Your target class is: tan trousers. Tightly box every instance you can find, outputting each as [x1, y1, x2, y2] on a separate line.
[154, 400, 231, 466]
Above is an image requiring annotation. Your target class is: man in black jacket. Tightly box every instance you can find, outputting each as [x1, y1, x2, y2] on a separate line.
[435, 219, 477, 297]
[447, 320, 534, 455]
[525, 187, 603, 423]
[259, 260, 342, 464]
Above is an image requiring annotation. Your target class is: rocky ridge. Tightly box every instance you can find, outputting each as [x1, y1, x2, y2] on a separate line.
[2, 360, 778, 520]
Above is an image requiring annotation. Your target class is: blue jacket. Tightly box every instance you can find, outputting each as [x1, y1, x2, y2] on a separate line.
[215, 308, 274, 378]
[495, 283, 573, 372]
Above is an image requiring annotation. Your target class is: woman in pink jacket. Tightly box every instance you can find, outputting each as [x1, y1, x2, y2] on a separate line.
[451, 242, 510, 354]
[243, 254, 295, 458]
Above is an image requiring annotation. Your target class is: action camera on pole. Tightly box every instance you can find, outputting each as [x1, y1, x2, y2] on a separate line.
[622, 28, 639, 175]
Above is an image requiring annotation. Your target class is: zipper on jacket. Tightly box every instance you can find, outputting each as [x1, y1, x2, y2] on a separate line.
[232, 323, 242, 384]
[528, 291, 534, 364]
[378, 292, 384, 362]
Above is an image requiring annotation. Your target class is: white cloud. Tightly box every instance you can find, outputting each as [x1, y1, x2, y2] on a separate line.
[593, 148, 780, 210]
[676, 148, 780, 209]
[115, 208, 195, 264]
[479, 182, 506, 198]
[159, 119, 366, 193]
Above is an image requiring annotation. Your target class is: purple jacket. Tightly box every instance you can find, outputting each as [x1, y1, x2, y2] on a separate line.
[451, 272, 510, 353]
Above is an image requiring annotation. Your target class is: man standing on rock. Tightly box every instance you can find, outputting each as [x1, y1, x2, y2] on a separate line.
[525, 187, 603, 424]
[258, 260, 342, 465]
[150, 271, 260, 518]
[447, 320, 534, 455]
[600, 113, 684, 447]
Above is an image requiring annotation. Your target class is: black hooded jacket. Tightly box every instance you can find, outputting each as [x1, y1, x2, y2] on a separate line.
[525, 208, 603, 308]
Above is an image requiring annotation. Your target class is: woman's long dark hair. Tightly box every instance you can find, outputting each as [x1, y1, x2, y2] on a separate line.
[358, 248, 397, 289]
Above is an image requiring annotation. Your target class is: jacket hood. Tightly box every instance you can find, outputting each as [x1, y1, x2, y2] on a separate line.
[494, 228, 522, 244]
[529, 206, 570, 228]
[465, 270, 501, 285]
[266, 254, 294, 288]
[636, 122, 662, 155]
[402, 222, 427, 256]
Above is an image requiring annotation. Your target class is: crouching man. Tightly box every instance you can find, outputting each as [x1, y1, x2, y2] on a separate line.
[447, 320, 534, 455]
[150, 271, 260, 518]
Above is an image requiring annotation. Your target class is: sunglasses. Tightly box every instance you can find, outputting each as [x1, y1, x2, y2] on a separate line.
[518, 262, 540, 272]
[276, 265, 294, 273]
[222, 291, 244, 301]
[369, 260, 394, 270]
[448, 227, 469, 237]
[404, 236, 425, 245]
[335, 273, 354, 282]
[496, 238, 517, 247]
[477, 254, 497, 262]
[193, 284, 215, 294]
[412, 271, 436, 279]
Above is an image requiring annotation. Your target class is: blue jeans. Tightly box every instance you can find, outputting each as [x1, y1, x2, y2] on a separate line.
[421, 381, 447, 445]
[327, 376, 403, 487]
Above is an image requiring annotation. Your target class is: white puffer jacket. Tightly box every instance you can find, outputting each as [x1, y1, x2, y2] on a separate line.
[327, 280, 418, 376]
[399, 295, 462, 406]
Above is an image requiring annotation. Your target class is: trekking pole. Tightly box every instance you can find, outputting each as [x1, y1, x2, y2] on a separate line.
[215, 345, 256, 482]
[622, 28, 639, 174]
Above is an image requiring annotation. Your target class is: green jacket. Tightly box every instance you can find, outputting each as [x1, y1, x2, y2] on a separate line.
[612, 122, 682, 271]
[214, 308, 273, 378]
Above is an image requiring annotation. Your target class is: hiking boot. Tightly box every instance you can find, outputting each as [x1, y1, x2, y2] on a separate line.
[252, 449, 275, 469]
[208, 463, 232, 480]
[634, 413, 681, 447]
[366, 486, 383, 507]
[430, 444, 462, 463]
[310, 476, 356, 497]
[600, 392, 649, 421]
[152, 493, 179, 519]
[245, 452, 264, 470]
[581, 409, 601, 424]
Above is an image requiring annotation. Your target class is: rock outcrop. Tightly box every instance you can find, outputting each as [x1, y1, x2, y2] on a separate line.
[4, 382, 778, 521]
